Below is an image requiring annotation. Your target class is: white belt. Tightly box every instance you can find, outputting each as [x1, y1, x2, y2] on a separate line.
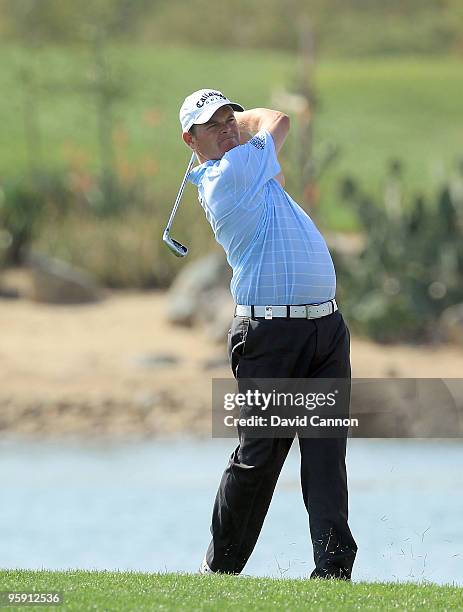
[234, 299, 337, 320]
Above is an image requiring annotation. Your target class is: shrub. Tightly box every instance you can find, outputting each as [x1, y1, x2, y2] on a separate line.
[335, 159, 463, 342]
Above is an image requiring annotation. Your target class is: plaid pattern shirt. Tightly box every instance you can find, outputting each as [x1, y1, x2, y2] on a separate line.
[189, 130, 336, 305]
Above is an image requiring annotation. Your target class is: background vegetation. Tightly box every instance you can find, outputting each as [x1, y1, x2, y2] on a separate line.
[0, 1, 462, 342]
[1, 0, 463, 57]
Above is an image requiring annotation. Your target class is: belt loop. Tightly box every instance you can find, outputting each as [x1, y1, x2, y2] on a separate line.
[330, 299, 335, 314]
[286, 305, 290, 318]
[251, 305, 255, 318]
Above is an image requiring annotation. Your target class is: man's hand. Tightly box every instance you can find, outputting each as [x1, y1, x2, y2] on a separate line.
[234, 108, 290, 154]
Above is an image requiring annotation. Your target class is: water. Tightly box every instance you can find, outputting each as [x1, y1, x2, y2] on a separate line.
[0, 438, 462, 585]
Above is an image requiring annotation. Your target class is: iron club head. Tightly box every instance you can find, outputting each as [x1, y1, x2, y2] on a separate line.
[163, 229, 188, 257]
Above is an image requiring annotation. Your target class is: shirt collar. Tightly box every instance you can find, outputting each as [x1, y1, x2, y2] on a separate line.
[188, 160, 215, 186]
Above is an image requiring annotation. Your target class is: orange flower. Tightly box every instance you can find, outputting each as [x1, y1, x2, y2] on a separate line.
[113, 125, 129, 147]
[141, 157, 158, 177]
[143, 108, 162, 127]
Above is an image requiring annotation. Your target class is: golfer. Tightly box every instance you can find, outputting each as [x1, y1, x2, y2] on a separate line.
[180, 89, 357, 579]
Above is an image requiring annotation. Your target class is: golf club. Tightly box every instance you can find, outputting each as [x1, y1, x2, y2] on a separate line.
[163, 151, 196, 257]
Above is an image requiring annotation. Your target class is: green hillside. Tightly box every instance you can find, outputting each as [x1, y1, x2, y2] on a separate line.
[1, 44, 462, 230]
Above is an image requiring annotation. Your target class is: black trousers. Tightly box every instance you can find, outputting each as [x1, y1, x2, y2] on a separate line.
[204, 309, 357, 579]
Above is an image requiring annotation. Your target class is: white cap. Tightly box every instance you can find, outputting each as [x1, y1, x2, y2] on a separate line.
[179, 88, 244, 133]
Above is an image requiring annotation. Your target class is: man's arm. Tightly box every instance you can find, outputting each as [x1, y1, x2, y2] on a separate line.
[236, 108, 289, 187]
[234, 108, 290, 154]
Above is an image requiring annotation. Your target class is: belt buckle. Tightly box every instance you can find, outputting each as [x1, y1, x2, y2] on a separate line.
[265, 305, 273, 320]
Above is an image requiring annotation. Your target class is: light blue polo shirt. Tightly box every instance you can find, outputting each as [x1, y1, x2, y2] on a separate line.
[188, 130, 336, 305]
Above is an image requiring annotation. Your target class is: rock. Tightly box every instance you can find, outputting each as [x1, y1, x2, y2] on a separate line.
[131, 353, 179, 369]
[0, 266, 31, 299]
[439, 303, 463, 346]
[198, 287, 235, 342]
[166, 252, 231, 326]
[351, 378, 463, 437]
[27, 252, 103, 304]
[0, 286, 19, 299]
[202, 355, 230, 370]
[409, 379, 461, 437]
[133, 391, 163, 411]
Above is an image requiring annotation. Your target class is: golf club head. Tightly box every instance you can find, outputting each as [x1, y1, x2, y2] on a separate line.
[163, 229, 188, 257]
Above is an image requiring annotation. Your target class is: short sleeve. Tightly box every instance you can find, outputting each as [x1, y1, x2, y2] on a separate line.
[200, 129, 281, 220]
[224, 129, 281, 191]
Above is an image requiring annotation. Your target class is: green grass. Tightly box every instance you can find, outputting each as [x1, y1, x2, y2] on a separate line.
[1, 570, 462, 611]
[315, 57, 463, 228]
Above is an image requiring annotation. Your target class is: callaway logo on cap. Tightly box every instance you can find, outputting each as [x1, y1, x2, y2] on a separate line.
[180, 88, 244, 133]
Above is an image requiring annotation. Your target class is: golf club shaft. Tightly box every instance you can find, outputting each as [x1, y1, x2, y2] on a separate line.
[164, 151, 196, 233]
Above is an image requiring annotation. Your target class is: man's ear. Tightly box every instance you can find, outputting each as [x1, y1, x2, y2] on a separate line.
[182, 131, 195, 150]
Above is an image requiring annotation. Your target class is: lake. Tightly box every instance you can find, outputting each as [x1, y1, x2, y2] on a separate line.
[0, 438, 462, 585]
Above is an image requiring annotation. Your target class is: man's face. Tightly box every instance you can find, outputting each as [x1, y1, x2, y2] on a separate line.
[184, 105, 240, 162]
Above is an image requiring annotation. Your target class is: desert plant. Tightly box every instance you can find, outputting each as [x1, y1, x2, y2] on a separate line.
[0, 177, 47, 264]
[335, 158, 463, 342]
